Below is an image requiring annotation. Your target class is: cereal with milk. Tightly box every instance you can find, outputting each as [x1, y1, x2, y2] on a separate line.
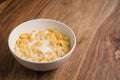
[14, 28, 70, 62]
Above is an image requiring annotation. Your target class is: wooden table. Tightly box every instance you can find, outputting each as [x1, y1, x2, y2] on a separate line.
[0, 0, 120, 80]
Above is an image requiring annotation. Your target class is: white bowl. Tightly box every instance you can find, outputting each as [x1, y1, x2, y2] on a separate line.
[8, 19, 76, 71]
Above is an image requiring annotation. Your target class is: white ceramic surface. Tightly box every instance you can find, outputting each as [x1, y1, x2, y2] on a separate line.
[8, 19, 76, 71]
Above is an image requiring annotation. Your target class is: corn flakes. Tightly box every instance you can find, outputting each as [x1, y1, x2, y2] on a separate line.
[14, 28, 70, 62]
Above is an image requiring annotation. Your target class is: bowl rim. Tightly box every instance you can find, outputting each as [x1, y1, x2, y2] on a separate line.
[8, 19, 76, 64]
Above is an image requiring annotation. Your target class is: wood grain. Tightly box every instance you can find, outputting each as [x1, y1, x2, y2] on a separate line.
[0, 0, 120, 80]
[0, 0, 12, 13]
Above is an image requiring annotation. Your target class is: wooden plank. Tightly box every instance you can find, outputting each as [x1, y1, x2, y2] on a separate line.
[0, 0, 12, 13]
[77, 1, 120, 80]
[0, 0, 119, 80]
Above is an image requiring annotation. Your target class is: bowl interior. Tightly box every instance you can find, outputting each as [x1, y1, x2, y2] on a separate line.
[8, 19, 76, 59]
